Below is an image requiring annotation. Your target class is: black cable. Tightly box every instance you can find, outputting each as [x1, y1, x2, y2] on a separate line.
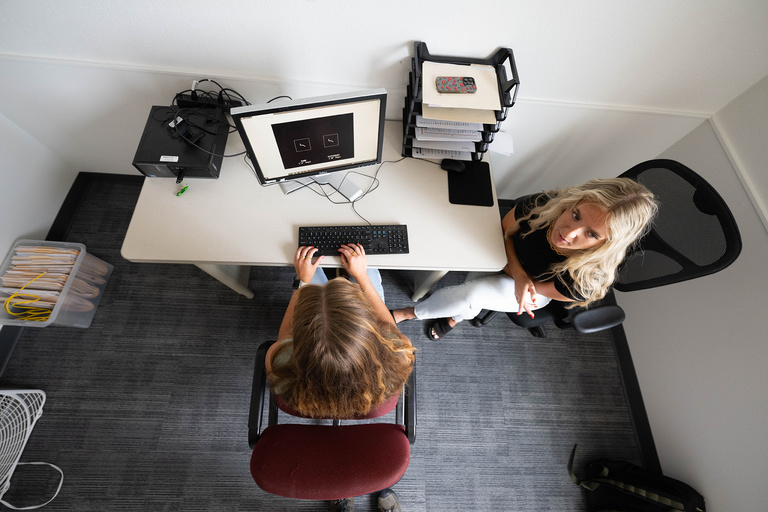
[177, 132, 247, 158]
[152, 106, 178, 123]
[300, 179, 373, 225]
[267, 95, 293, 103]
[196, 78, 225, 90]
[219, 88, 250, 105]
[173, 80, 252, 110]
[351, 198, 372, 225]
[178, 106, 236, 133]
[173, 89, 218, 108]
[156, 106, 244, 158]
[296, 158, 408, 225]
[155, 106, 210, 138]
[244, 153, 413, 225]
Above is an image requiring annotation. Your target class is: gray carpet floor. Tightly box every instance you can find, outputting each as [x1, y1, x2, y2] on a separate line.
[1, 175, 641, 511]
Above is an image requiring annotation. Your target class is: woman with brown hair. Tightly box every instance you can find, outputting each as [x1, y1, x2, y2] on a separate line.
[266, 243, 415, 419]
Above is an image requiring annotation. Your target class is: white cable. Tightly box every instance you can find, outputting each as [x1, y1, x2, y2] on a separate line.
[0, 462, 64, 510]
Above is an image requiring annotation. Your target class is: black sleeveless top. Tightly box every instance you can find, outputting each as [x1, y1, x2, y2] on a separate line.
[512, 194, 584, 301]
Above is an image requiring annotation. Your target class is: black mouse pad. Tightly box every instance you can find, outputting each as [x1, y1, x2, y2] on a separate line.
[448, 160, 494, 207]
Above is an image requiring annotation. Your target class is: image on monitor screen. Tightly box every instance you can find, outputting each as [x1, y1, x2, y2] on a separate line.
[231, 89, 387, 195]
[272, 113, 355, 170]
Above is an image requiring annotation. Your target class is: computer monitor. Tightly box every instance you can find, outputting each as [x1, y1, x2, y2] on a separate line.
[231, 88, 387, 201]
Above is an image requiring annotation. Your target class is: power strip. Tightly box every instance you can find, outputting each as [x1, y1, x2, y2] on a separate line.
[175, 94, 245, 110]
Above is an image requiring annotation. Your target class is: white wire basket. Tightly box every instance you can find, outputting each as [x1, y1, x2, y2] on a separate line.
[0, 390, 62, 509]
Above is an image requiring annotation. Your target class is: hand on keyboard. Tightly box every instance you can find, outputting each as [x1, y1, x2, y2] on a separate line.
[298, 225, 409, 257]
[338, 243, 368, 280]
[294, 245, 323, 283]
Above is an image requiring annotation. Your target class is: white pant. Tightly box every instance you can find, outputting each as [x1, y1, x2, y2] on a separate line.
[309, 267, 385, 301]
[414, 272, 551, 323]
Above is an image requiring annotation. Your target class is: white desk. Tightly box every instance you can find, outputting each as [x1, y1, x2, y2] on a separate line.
[121, 121, 507, 300]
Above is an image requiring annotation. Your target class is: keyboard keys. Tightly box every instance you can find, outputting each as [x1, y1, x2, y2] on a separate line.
[298, 225, 409, 256]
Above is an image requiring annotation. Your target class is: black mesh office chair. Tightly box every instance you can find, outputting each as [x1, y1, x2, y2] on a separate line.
[471, 159, 742, 337]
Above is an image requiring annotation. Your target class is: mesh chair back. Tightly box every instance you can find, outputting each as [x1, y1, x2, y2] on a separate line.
[615, 159, 741, 292]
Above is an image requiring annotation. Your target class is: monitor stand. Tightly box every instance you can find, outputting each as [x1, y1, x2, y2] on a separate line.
[278, 173, 364, 202]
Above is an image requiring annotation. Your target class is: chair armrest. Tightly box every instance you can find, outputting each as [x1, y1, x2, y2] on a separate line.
[249, 340, 276, 448]
[405, 371, 417, 444]
[571, 305, 626, 333]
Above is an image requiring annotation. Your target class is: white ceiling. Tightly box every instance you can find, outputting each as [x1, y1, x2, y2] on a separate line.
[2, 0, 768, 115]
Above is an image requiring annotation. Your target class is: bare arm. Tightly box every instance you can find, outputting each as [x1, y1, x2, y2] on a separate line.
[276, 287, 300, 344]
[501, 207, 574, 315]
[339, 243, 412, 346]
[267, 289, 299, 375]
[526, 280, 573, 302]
[268, 246, 325, 374]
[501, 206, 527, 279]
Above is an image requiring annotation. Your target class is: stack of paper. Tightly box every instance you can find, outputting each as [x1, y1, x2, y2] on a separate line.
[2, 246, 80, 304]
[412, 61, 501, 161]
[0, 245, 109, 319]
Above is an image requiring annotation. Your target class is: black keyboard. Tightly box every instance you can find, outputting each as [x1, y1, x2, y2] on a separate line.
[298, 225, 409, 256]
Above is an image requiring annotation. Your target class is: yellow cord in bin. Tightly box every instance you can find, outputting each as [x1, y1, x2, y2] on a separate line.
[3, 272, 53, 322]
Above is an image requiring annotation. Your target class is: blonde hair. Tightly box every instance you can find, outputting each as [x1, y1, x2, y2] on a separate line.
[271, 278, 415, 418]
[513, 178, 658, 308]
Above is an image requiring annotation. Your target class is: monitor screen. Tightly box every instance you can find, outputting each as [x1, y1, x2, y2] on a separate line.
[231, 89, 387, 185]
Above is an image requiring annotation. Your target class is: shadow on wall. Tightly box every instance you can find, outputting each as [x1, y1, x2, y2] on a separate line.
[492, 103, 705, 199]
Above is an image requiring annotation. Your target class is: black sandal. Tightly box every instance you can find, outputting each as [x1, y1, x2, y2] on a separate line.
[426, 318, 454, 340]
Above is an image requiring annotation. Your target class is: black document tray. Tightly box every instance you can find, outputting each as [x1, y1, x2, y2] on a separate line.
[448, 161, 494, 207]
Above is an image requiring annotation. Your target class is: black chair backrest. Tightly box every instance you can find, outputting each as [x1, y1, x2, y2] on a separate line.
[615, 159, 742, 292]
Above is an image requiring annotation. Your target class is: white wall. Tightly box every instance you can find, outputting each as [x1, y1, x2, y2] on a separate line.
[711, 77, 768, 233]
[0, 57, 706, 192]
[0, 58, 371, 177]
[617, 79, 768, 511]
[3, 1, 766, 113]
[492, 101, 705, 198]
[0, 111, 77, 253]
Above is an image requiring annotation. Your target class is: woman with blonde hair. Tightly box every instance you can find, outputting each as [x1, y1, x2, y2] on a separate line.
[267, 243, 415, 419]
[392, 177, 658, 340]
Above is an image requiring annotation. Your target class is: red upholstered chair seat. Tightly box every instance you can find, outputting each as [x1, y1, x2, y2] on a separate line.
[251, 423, 411, 500]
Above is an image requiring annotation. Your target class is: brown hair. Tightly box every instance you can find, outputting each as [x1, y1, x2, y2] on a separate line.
[270, 278, 415, 418]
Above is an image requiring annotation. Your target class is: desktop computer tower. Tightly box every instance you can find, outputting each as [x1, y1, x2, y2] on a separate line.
[132, 106, 229, 179]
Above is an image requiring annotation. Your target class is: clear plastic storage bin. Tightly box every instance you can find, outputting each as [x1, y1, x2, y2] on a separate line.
[0, 240, 113, 328]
